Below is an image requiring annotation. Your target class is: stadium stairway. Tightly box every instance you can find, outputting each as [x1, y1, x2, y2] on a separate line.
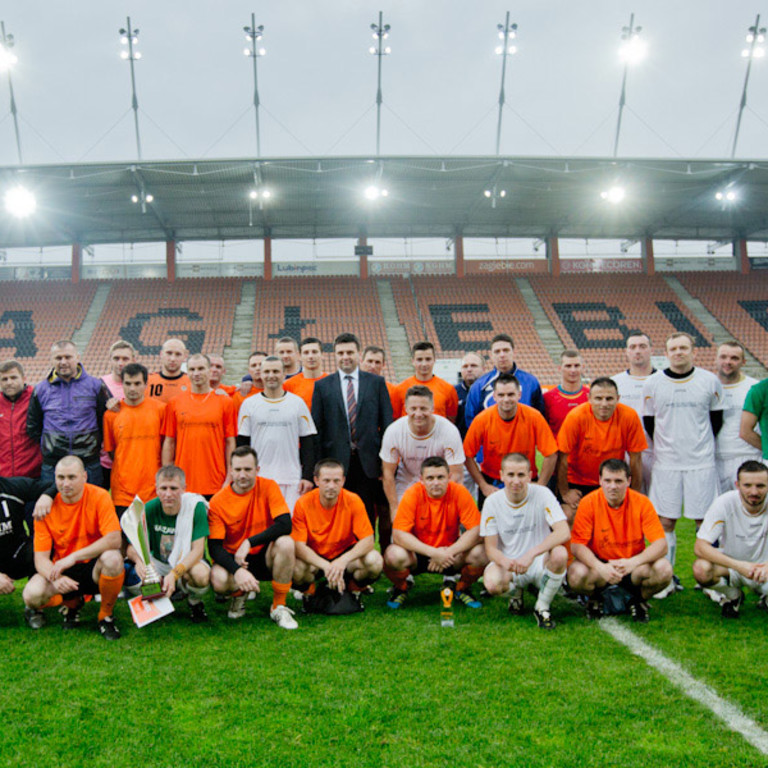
[663, 276, 767, 378]
[515, 278, 565, 366]
[222, 280, 257, 379]
[72, 283, 112, 352]
[376, 279, 413, 380]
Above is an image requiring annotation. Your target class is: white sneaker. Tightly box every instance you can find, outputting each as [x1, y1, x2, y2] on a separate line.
[652, 581, 675, 600]
[270, 604, 298, 630]
[227, 594, 247, 619]
[702, 587, 726, 605]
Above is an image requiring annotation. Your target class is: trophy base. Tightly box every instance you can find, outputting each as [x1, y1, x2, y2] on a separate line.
[140, 582, 165, 601]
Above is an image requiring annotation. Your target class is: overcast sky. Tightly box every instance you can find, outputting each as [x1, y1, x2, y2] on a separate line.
[0, 1, 765, 168]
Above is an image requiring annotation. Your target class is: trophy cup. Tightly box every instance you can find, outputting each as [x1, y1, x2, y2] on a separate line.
[440, 587, 454, 628]
[121, 496, 165, 601]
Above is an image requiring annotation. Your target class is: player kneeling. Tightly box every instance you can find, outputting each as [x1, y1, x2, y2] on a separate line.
[567, 459, 672, 623]
[23, 456, 124, 640]
[693, 460, 768, 618]
[208, 446, 298, 630]
[481, 453, 570, 629]
[292, 459, 383, 606]
[384, 457, 487, 609]
[125, 465, 211, 623]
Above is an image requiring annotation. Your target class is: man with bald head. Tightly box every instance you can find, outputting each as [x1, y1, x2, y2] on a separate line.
[148, 338, 191, 404]
[22, 456, 124, 639]
[209, 354, 237, 396]
[162, 353, 237, 498]
[27, 340, 111, 487]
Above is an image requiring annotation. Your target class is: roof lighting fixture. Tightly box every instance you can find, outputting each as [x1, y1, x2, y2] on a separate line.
[601, 186, 626, 204]
[4, 185, 36, 217]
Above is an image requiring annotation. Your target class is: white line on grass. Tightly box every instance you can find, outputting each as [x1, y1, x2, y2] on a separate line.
[600, 618, 768, 756]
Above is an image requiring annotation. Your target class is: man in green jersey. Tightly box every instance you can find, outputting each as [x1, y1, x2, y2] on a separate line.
[125, 465, 210, 622]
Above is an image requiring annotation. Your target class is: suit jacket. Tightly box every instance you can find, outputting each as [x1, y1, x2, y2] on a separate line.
[312, 370, 393, 479]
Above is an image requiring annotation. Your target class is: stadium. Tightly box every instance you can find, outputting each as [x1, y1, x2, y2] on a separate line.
[2, 4, 768, 768]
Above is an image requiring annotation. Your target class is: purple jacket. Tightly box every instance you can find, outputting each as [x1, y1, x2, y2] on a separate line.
[27, 365, 110, 466]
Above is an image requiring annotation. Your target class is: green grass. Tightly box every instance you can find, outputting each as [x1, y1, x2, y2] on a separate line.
[2, 518, 767, 768]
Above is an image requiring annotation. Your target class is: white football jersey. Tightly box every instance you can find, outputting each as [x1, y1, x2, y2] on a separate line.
[480, 484, 566, 559]
[698, 489, 768, 563]
[643, 368, 724, 470]
[379, 415, 465, 500]
[717, 375, 762, 461]
[238, 392, 317, 484]
[612, 370, 655, 453]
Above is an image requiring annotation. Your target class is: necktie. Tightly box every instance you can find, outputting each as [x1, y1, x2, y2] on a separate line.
[345, 375, 357, 445]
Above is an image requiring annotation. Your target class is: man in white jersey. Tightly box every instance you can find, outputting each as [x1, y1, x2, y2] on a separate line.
[714, 341, 762, 494]
[481, 453, 570, 629]
[380, 385, 465, 522]
[236, 356, 317, 511]
[643, 332, 724, 598]
[693, 461, 768, 617]
[612, 331, 656, 492]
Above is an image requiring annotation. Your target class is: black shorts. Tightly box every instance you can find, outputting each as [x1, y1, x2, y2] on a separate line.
[59, 559, 99, 598]
[413, 553, 460, 577]
[245, 545, 273, 581]
[5, 540, 35, 581]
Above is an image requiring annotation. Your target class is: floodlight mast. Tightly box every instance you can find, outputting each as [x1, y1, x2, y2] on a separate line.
[243, 14, 266, 157]
[370, 11, 391, 156]
[0, 21, 22, 164]
[613, 13, 643, 158]
[732, 14, 765, 158]
[119, 17, 143, 161]
[494, 12, 518, 155]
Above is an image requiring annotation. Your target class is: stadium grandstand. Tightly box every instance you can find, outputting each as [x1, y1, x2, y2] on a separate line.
[0, 156, 767, 384]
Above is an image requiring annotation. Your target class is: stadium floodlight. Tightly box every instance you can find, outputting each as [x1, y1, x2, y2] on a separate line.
[601, 186, 626, 204]
[613, 14, 645, 157]
[483, 185, 507, 208]
[119, 17, 143, 161]
[244, 15, 266, 156]
[1, 22, 23, 163]
[249, 188, 271, 200]
[370, 12, 391, 155]
[715, 187, 737, 202]
[4, 185, 36, 217]
[733, 15, 766, 157]
[364, 185, 388, 201]
[494, 13, 519, 155]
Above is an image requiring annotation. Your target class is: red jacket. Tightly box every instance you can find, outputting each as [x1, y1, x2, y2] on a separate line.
[0, 385, 42, 478]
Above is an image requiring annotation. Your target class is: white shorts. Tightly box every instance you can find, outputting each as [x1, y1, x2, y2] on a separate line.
[716, 457, 743, 495]
[729, 569, 768, 597]
[649, 466, 718, 521]
[279, 483, 300, 513]
[511, 553, 548, 592]
[462, 466, 477, 501]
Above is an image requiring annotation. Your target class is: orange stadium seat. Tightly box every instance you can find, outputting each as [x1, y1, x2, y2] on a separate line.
[0, 280, 99, 382]
[528, 274, 716, 380]
[677, 271, 768, 368]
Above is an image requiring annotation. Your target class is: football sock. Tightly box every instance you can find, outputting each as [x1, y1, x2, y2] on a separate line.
[385, 567, 410, 591]
[98, 571, 125, 621]
[186, 583, 209, 603]
[665, 532, 677, 567]
[43, 594, 63, 609]
[271, 581, 291, 609]
[535, 568, 565, 612]
[456, 565, 483, 593]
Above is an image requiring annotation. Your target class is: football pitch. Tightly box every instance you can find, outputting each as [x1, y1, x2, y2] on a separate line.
[3, 519, 767, 768]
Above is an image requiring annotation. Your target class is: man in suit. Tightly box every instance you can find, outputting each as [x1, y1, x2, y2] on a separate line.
[312, 333, 393, 541]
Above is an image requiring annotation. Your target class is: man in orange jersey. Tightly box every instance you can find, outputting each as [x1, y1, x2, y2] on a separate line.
[384, 456, 487, 609]
[208, 446, 297, 629]
[147, 338, 190, 404]
[275, 337, 302, 379]
[162, 353, 237, 498]
[292, 459, 383, 595]
[391, 341, 459, 422]
[233, 351, 266, 413]
[103, 363, 166, 516]
[557, 377, 647, 521]
[463, 373, 558, 505]
[568, 459, 671, 623]
[209, 354, 237, 396]
[284, 337, 328, 410]
[22, 455, 124, 639]
[543, 349, 589, 438]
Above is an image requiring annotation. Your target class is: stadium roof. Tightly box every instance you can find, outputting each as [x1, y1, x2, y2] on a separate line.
[1, 155, 768, 248]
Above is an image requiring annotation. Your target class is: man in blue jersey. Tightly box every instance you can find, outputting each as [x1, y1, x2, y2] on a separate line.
[464, 334, 544, 430]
